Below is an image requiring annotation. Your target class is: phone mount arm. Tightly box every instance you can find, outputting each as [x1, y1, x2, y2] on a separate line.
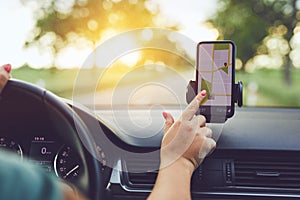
[233, 81, 243, 107]
[186, 80, 198, 104]
[186, 80, 243, 122]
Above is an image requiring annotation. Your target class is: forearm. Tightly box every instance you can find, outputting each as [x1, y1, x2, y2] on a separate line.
[148, 158, 194, 200]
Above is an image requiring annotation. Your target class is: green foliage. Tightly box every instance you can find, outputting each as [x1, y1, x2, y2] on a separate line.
[22, 0, 188, 69]
[24, 0, 157, 50]
[236, 68, 300, 107]
[12, 65, 83, 98]
[210, 0, 298, 68]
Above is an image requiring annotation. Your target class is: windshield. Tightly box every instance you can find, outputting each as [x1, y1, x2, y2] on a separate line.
[2, 0, 300, 108]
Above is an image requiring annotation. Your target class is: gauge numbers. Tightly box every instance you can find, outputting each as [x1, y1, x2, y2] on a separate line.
[54, 145, 83, 180]
[0, 137, 23, 159]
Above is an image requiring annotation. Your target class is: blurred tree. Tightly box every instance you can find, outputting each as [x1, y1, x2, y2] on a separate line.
[21, 0, 190, 69]
[210, 0, 298, 84]
[23, 0, 156, 49]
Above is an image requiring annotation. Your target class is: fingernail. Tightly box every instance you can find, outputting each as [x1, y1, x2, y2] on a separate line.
[162, 112, 168, 119]
[3, 64, 11, 73]
[200, 90, 207, 96]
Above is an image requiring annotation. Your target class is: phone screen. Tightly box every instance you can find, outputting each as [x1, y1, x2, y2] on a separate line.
[196, 41, 235, 119]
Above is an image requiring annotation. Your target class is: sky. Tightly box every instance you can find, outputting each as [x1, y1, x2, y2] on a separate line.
[0, 0, 218, 69]
[150, 0, 218, 41]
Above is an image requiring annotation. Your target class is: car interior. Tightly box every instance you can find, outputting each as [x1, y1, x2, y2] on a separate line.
[1, 0, 300, 200]
[1, 76, 300, 199]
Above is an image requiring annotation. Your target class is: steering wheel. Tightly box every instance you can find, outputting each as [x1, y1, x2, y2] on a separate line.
[0, 79, 103, 199]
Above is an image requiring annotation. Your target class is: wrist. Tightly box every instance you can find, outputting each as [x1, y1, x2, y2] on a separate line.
[150, 157, 194, 200]
[160, 157, 195, 178]
[175, 157, 196, 177]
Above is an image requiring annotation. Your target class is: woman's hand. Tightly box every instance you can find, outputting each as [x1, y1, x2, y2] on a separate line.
[160, 90, 216, 173]
[148, 90, 216, 200]
[0, 64, 12, 93]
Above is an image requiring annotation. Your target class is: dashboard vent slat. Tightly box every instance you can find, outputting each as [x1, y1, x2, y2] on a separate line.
[122, 155, 160, 190]
[127, 171, 158, 185]
[234, 159, 300, 189]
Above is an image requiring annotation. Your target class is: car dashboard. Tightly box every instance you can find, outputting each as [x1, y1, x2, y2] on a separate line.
[1, 88, 300, 200]
[93, 106, 300, 199]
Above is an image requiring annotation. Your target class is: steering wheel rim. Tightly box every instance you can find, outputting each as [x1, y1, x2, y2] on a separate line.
[0, 79, 102, 199]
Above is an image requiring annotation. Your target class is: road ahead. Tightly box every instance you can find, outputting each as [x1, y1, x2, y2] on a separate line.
[73, 70, 194, 107]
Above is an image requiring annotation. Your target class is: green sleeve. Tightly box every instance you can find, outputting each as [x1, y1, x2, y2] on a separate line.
[0, 150, 63, 200]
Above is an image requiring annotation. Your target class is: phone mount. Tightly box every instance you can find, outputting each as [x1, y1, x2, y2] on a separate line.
[186, 80, 243, 123]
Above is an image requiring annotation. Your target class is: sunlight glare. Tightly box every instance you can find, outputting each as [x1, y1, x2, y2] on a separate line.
[99, 28, 118, 43]
[55, 46, 93, 69]
[95, 30, 141, 68]
[141, 29, 153, 41]
[25, 47, 54, 69]
[290, 49, 300, 68]
[88, 20, 98, 31]
[119, 51, 142, 67]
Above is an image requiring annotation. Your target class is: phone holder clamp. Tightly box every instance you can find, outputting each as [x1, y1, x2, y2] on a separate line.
[233, 81, 243, 107]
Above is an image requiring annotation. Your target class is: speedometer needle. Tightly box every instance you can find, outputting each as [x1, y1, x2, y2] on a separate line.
[63, 165, 79, 179]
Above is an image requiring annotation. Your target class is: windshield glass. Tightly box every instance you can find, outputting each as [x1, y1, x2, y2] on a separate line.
[2, 0, 300, 108]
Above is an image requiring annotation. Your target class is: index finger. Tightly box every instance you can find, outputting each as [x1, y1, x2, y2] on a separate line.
[181, 90, 206, 120]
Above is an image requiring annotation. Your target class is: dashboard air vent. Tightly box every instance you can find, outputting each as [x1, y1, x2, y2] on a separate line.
[121, 155, 160, 190]
[234, 159, 300, 189]
[127, 170, 158, 186]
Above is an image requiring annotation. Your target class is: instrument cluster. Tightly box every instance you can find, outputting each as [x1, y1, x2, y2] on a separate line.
[0, 136, 82, 181]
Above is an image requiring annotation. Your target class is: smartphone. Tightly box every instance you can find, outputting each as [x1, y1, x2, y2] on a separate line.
[196, 41, 235, 121]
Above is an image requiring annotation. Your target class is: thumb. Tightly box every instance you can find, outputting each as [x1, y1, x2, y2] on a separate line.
[162, 112, 174, 134]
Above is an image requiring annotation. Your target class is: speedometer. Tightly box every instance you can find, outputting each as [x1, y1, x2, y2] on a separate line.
[54, 145, 83, 180]
[0, 137, 23, 158]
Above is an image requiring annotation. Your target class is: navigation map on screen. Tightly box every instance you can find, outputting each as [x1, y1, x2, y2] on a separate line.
[197, 43, 233, 106]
